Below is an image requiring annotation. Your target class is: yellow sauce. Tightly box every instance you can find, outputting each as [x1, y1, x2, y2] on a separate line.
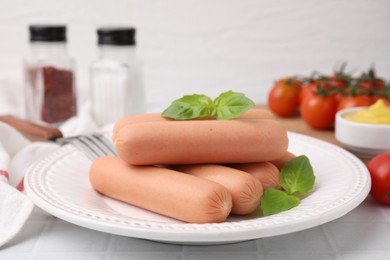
[344, 99, 390, 124]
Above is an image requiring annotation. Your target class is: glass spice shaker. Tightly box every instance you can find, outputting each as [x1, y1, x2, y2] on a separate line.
[90, 27, 145, 126]
[24, 25, 77, 125]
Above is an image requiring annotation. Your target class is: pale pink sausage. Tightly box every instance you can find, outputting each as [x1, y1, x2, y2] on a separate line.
[237, 108, 275, 120]
[89, 156, 232, 223]
[270, 151, 296, 170]
[172, 164, 263, 215]
[229, 162, 281, 190]
[113, 113, 168, 139]
[114, 119, 289, 165]
[112, 108, 275, 141]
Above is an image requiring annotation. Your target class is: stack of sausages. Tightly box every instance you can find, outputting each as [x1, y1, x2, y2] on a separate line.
[89, 109, 294, 223]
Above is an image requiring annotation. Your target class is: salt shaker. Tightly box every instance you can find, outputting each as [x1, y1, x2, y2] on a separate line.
[24, 25, 77, 125]
[90, 27, 145, 126]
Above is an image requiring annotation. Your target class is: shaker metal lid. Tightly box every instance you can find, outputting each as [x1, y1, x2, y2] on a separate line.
[29, 25, 67, 42]
[97, 27, 136, 46]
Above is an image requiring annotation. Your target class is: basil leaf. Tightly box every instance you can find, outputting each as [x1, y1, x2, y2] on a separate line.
[161, 90, 256, 120]
[261, 188, 301, 216]
[280, 155, 315, 196]
[161, 94, 214, 120]
[212, 91, 256, 120]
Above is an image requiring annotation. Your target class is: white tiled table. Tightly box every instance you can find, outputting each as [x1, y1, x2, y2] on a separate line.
[1, 196, 390, 260]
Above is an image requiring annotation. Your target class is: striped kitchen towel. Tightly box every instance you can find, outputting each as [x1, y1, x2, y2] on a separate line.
[0, 122, 58, 248]
[0, 101, 106, 248]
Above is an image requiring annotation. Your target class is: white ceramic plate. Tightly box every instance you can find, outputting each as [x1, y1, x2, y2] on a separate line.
[25, 132, 371, 245]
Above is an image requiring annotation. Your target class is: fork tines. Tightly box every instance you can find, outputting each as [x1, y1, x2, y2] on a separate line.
[57, 133, 117, 161]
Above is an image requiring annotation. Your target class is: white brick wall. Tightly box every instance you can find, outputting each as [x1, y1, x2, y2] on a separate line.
[0, 0, 389, 111]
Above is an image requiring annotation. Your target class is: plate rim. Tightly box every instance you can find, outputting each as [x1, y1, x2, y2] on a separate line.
[24, 132, 371, 244]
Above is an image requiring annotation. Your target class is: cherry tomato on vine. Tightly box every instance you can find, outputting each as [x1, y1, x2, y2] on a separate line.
[371, 95, 387, 104]
[337, 95, 373, 111]
[357, 76, 384, 93]
[383, 99, 390, 106]
[328, 62, 352, 90]
[300, 91, 338, 129]
[327, 76, 348, 89]
[327, 77, 349, 101]
[357, 68, 385, 94]
[366, 153, 390, 205]
[300, 81, 320, 103]
[358, 79, 384, 92]
[300, 78, 345, 103]
[268, 78, 302, 117]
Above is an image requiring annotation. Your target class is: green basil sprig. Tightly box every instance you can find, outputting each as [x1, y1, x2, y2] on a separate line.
[261, 188, 301, 216]
[161, 91, 256, 120]
[261, 155, 316, 216]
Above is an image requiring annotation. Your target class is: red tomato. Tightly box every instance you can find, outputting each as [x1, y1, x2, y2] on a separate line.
[327, 77, 349, 101]
[300, 82, 318, 103]
[357, 68, 385, 94]
[327, 77, 347, 88]
[300, 91, 338, 129]
[268, 78, 302, 117]
[329, 63, 352, 90]
[366, 153, 390, 205]
[301, 79, 345, 103]
[371, 95, 386, 104]
[384, 99, 390, 106]
[337, 95, 373, 111]
[358, 79, 384, 93]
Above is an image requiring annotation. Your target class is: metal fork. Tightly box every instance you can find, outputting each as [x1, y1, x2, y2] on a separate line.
[56, 133, 117, 161]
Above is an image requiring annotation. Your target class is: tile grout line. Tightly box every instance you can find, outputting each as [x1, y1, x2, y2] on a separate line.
[255, 238, 266, 259]
[181, 244, 188, 260]
[103, 234, 116, 259]
[378, 207, 390, 223]
[27, 216, 57, 257]
[320, 224, 344, 260]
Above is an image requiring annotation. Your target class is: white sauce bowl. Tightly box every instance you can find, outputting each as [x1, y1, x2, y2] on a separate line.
[335, 106, 390, 160]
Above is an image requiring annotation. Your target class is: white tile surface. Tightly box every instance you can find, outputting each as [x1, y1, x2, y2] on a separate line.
[265, 252, 336, 260]
[262, 226, 332, 251]
[1, 222, 46, 253]
[0, 255, 29, 260]
[325, 222, 390, 251]
[332, 196, 388, 222]
[109, 236, 182, 252]
[341, 252, 390, 260]
[106, 256, 181, 260]
[2, 196, 390, 259]
[187, 254, 259, 260]
[185, 240, 257, 252]
[34, 220, 111, 252]
[30, 255, 106, 260]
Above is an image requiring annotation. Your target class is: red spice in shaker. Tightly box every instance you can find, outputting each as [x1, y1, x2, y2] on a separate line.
[41, 66, 76, 123]
[24, 25, 77, 124]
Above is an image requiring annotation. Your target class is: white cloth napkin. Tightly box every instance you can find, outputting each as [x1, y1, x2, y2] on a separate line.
[0, 122, 37, 247]
[0, 102, 104, 248]
[0, 122, 33, 247]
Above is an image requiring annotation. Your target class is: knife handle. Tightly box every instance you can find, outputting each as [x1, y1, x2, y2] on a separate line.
[0, 115, 63, 141]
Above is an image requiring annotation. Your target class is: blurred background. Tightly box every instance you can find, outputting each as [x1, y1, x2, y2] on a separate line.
[0, 0, 389, 113]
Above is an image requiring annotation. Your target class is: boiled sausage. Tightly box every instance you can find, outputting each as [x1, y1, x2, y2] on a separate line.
[172, 164, 263, 215]
[114, 119, 288, 165]
[89, 156, 233, 223]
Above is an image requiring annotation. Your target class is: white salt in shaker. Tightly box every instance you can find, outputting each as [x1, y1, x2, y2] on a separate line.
[90, 27, 144, 126]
